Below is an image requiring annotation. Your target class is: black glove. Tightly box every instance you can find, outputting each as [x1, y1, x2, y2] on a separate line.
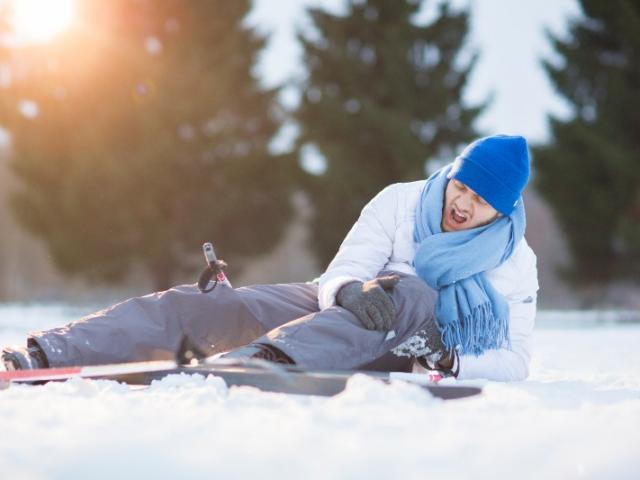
[391, 313, 450, 371]
[413, 317, 458, 378]
[336, 275, 400, 331]
[417, 349, 460, 379]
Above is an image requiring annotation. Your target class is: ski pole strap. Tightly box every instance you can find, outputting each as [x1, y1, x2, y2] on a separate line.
[198, 242, 228, 293]
[197, 260, 228, 293]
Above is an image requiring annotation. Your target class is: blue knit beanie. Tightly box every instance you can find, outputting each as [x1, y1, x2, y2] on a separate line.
[448, 134, 530, 215]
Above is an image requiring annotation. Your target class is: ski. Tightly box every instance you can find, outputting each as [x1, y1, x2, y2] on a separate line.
[1, 358, 481, 400]
[0, 360, 177, 383]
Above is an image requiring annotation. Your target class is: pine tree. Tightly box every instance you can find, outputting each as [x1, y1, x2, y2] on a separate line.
[0, 0, 293, 290]
[535, 0, 640, 286]
[294, 0, 483, 267]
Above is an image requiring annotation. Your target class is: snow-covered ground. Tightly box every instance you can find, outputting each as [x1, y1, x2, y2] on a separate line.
[1, 305, 639, 480]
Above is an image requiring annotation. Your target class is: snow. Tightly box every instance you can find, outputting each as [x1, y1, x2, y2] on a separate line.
[1, 305, 639, 479]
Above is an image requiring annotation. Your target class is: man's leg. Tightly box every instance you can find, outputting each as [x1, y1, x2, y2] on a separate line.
[252, 272, 438, 371]
[28, 282, 320, 368]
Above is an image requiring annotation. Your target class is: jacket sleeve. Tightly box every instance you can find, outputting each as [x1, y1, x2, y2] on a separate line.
[317, 184, 398, 310]
[456, 249, 539, 382]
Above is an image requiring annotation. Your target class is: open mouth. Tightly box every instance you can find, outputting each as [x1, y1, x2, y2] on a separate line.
[449, 206, 468, 226]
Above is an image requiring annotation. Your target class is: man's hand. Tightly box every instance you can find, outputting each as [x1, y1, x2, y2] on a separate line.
[436, 352, 454, 370]
[414, 318, 458, 378]
[336, 275, 400, 331]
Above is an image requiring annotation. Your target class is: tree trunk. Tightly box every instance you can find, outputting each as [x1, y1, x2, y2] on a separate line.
[150, 258, 174, 292]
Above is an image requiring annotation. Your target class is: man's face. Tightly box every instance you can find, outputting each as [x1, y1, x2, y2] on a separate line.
[441, 179, 500, 232]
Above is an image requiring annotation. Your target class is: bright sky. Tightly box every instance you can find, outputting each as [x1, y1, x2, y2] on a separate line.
[0, 0, 75, 45]
[0, 0, 581, 152]
[248, 0, 582, 145]
[9, 0, 74, 43]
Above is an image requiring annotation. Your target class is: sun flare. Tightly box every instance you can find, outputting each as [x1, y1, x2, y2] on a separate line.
[9, 0, 75, 43]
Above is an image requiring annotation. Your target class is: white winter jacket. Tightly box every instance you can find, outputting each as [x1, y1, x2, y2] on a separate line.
[318, 181, 539, 382]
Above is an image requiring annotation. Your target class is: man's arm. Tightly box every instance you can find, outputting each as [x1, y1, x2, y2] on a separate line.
[417, 296, 536, 381]
[318, 184, 399, 310]
[456, 250, 539, 382]
[456, 298, 536, 381]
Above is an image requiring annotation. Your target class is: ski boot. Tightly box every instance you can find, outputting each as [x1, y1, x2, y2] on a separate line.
[1, 345, 49, 371]
[222, 344, 294, 365]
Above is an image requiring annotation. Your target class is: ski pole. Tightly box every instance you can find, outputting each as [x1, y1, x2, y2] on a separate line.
[197, 242, 231, 292]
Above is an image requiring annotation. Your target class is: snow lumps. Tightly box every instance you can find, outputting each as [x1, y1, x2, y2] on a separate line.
[333, 373, 441, 406]
[149, 372, 227, 392]
[1, 308, 640, 479]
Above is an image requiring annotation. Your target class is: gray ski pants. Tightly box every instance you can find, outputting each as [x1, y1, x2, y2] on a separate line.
[29, 271, 437, 372]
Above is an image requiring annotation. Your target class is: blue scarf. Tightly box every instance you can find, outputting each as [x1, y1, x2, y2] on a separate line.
[413, 164, 526, 356]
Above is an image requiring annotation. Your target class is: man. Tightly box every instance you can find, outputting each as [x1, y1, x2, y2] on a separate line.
[2, 134, 538, 381]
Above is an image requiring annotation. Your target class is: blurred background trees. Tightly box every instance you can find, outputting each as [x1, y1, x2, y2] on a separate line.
[294, 0, 484, 267]
[0, 0, 485, 293]
[535, 0, 640, 291]
[0, 0, 637, 307]
[0, 0, 294, 290]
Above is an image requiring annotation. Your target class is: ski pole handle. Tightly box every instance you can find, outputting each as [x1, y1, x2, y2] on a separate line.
[202, 242, 218, 265]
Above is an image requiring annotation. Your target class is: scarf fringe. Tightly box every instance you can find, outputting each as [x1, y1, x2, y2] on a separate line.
[440, 302, 511, 356]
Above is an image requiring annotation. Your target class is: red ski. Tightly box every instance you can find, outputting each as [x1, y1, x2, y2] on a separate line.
[0, 360, 177, 383]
